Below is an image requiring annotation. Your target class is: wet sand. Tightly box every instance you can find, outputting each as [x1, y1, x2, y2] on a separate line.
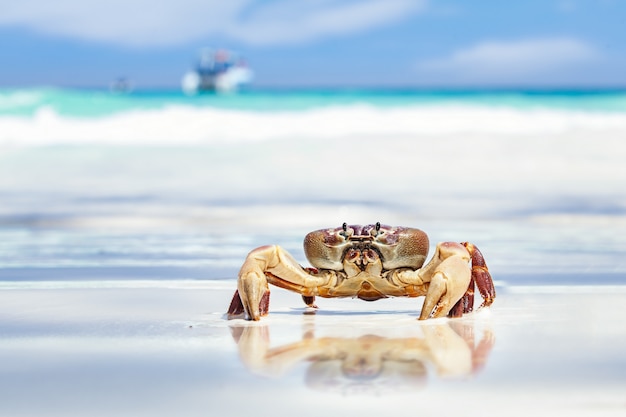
[1, 280, 625, 417]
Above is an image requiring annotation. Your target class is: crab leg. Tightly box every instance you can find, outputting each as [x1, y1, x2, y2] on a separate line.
[462, 242, 496, 308]
[446, 243, 496, 316]
[228, 245, 332, 321]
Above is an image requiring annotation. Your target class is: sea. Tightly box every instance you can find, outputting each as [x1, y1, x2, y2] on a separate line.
[1, 87, 626, 286]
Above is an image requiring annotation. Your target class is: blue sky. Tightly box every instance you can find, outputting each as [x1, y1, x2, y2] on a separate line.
[1, 0, 625, 88]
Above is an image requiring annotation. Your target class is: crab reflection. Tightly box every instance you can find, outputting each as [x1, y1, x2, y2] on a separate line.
[230, 318, 494, 394]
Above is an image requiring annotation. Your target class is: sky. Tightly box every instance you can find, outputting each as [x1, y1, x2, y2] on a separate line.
[0, 0, 625, 89]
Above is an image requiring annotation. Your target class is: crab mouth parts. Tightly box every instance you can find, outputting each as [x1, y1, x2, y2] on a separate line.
[343, 244, 382, 271]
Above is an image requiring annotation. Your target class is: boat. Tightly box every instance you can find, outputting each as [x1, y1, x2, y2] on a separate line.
[181, 48, 253, 94]
[109, 77, 134, 94]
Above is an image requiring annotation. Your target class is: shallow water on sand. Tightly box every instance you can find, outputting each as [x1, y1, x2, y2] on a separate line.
[1, 284, 625, 417]
[1, 214, 625, 284]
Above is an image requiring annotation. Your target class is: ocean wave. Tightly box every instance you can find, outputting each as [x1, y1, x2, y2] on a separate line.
[1, 103, 626, 146]
[0, 91, 44, 112]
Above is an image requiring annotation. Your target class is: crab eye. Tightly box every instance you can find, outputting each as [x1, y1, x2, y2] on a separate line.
[339, 222, 349, 238]
[370, 221, 382, 237]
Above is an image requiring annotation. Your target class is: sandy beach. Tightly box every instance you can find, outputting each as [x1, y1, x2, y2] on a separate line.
[1, 279, 625, 417]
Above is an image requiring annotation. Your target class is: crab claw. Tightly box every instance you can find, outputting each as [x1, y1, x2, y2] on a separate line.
[462, 242, 496, 309]
[227, 290, 246, 318]
[447, 274, 475, 318]
[419, 242, 472, 320]
[227, 289, 270, 319]
[228, 245, 331, 321]
[443, 242, 496, 318]
[236, 273, 271, 321]
[229, 246, 273, 320]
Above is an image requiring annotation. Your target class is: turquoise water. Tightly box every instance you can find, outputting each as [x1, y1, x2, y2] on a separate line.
[2, 87, 626, 117]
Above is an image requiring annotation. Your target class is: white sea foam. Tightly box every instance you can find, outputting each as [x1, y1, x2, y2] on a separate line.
[1, 104, 626, 146]
[2, 103, 624, 216]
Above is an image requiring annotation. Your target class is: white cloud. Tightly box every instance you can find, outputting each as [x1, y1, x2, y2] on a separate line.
[225, 0, 425, 45]
[417, 38, 599, 80]
[0, 0, 245, 46]
[0, 0, 425, 47]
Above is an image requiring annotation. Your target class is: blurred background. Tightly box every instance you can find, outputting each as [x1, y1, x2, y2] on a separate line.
[1, 0, 625, 282]
[1, 0, 625, 88]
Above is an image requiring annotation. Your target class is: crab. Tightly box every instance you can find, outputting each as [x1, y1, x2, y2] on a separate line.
[227, 223, 495, 321]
